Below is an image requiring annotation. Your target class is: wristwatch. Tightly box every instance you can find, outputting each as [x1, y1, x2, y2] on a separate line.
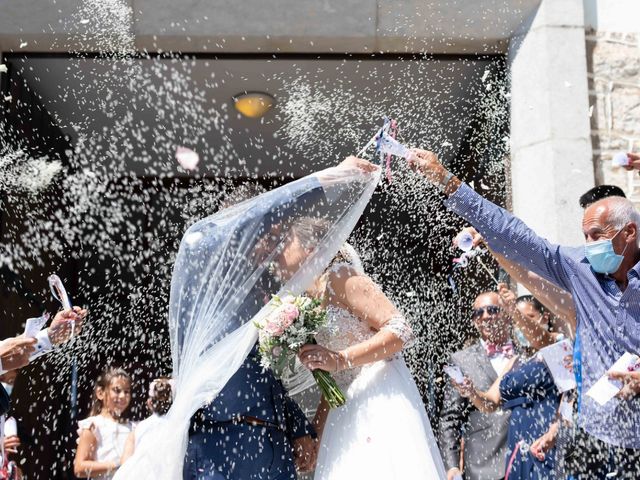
[438, 171, 454, 193]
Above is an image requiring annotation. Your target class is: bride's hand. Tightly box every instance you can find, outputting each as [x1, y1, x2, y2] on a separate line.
[299, 344, 347, 372]
[293, 434, 318, 473]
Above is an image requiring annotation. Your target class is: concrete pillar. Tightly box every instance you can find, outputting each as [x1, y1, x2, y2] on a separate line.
[508, 0, 594, 245]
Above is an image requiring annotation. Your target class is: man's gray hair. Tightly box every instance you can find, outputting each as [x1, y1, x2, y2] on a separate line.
[605, 196, 640, 232]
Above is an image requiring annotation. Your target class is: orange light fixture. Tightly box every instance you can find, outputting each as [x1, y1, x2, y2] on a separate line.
[233, 91, 275, 118]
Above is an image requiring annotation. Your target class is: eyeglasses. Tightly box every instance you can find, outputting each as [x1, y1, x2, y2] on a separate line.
[471, 305, 501, 320]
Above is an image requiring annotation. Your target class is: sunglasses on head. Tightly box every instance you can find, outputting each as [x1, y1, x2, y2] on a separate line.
[472, 305, 501, 320]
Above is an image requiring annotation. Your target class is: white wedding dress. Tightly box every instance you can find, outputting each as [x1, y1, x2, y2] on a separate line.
[313, 301, 447, 480]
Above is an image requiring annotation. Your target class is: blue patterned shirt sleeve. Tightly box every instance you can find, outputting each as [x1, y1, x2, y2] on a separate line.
[444, 183, 581, 291]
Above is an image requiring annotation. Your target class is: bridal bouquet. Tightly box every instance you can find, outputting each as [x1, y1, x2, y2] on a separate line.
[255, 294, 346, 408]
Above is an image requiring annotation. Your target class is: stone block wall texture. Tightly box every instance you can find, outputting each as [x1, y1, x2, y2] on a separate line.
[587, 30, 640, 206]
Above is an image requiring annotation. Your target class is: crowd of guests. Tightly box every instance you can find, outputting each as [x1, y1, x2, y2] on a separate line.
[0, 289, 175, 479]
[408, 149, 640, 480]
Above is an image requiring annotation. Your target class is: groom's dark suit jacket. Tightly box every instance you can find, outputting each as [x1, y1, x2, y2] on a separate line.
[195, 318, 313, 442]
[438, 341, 511, 480]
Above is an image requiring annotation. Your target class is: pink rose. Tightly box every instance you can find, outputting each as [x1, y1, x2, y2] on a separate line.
[264, 319, 285, 336]
[279, 304, 299, 328]
[272, 346, 283, 357]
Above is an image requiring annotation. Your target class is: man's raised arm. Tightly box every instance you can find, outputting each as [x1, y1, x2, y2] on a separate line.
[407, 149, 577, 291]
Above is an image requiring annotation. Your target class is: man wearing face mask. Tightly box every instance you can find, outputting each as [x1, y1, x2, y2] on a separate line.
[407, 149, 640, 479]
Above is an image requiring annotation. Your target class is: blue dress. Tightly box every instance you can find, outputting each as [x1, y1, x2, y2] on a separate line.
[499, 359, 560, 480]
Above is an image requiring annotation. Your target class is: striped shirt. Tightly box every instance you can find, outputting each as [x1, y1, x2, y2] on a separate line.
[445, 183, 640, 449]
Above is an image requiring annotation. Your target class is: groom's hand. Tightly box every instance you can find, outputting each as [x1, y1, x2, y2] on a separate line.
[293, 434, 317, 473]
[337, 156, 378, 173]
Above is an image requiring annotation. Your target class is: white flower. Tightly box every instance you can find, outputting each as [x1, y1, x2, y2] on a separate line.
[299, 297, 313, 309]
[281, 294, 296, 304]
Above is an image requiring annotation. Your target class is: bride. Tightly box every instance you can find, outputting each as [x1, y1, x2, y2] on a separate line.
[288, 223, 447, 479]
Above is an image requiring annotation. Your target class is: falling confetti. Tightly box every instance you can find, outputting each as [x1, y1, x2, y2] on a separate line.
[175, 146, 200, 171]
[0, 1, 514, 477]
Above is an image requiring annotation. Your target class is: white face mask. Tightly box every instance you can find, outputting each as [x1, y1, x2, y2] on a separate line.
[1, 382, 13, 397]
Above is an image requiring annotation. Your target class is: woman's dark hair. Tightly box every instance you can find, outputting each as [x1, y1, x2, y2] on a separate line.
[515, 295, 546, 315]
[148, 377, 173, 416]
[89, 367, 132, 420]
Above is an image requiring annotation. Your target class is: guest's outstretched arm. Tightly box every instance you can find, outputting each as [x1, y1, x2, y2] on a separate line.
[458, 226, 576, 338]
[453, 357, 517, 413]
[454, 376, 501, 413]
[497, 283, 558, 350]
[407, 149, 578, 292]
[493, 252, 576, 338]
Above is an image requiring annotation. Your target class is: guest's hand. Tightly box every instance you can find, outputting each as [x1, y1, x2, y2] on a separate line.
[4, 435, 21, 454]
[623, 152, 640, 171]
[337, 156, 378, 173]
[454, 226, 484, 249]
[447, 467, 463, 480]
[0, 337, 37, 371]
[407, 149, 448, 183]
[497, 283, 517, 315]
[299, 344, 346, 372]
[48, 307, 87, 345]
[609, 370, 640, 399]
[530, 421, 559, 461]
[452, 376, 475, 398]
[293, 434, 318, 473]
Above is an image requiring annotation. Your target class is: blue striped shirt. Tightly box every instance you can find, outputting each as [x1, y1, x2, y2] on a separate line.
[445, 183, 640, 449]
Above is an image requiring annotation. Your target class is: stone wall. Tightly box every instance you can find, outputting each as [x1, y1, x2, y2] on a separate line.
[587, 30, 640, 205]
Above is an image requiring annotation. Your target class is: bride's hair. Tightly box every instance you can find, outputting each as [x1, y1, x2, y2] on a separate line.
[290, 217, 364, 274]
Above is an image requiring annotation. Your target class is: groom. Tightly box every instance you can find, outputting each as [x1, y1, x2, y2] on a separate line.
[183, 157, 378, 480]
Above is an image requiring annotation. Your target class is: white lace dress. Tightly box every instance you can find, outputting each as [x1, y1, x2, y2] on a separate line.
[313, 304, 447, 480]
[77, 415, 135, 480]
